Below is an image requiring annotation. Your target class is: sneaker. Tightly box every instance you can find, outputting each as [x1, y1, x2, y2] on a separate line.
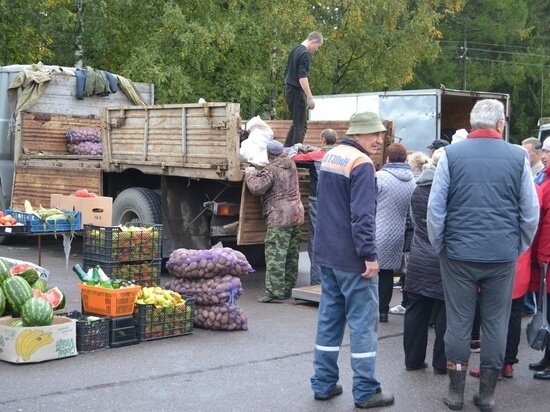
[470, 340, 480, 353]
[355, 391, 395, 409]
[314, 384, 343, 401]
[389, 304, 406, 315]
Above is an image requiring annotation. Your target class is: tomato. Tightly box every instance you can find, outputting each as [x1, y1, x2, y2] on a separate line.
[74, 188, 90, 197]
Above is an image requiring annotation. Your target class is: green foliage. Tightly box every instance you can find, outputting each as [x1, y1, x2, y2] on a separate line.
[408, 0, 549, 140]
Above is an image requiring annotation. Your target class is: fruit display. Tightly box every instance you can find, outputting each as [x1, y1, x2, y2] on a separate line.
[0, 210, 23, 227]
[134, 287, 194, 341]
[0, 257, 66, 323]
[15, 329, 54, 361]
[21, 297, 54, 327]
[2, 276, 33, 316]
[10, 263, 40, 285]
[7, 202, 81, 234]
[83, 224, 162, 262]
[73, 188, 97, 198]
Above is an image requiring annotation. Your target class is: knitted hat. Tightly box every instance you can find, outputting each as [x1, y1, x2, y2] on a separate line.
[451, 129, 468, 144]
[266, 140, 284, 156]
[542, 137, 550, 151]
[346, 112, 386, 135]
[427, 139, 449, 150]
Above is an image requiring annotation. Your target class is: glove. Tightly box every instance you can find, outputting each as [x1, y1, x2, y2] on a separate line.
[306, 96, 315, 110]
[245, 166, 257, 175]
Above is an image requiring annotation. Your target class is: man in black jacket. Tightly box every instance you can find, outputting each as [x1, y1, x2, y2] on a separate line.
[284, 32, 323, 147]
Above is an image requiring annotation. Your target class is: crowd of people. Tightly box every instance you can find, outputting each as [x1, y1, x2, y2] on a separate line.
[243, 95, 550, 410]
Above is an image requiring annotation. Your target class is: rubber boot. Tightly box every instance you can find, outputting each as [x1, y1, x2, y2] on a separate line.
[443, 362, 467, 410]
[473, 368, 500, 412]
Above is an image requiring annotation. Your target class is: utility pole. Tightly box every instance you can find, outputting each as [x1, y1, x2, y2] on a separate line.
[74, 0, 84, 68]
[460, 23, 468, 90]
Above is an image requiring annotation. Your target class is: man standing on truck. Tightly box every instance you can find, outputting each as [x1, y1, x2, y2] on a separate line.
[427, 99, 539, 411]
[284, 32, 323, 147]
[291, 128, 337, 285]
[311, 112, 394, 409]
[244, 140, 304, 303]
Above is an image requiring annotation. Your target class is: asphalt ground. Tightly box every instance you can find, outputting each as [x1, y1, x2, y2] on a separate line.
[0, 236, 548, 412]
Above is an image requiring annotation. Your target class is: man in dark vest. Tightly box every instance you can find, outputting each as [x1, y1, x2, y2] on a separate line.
[283, 31, 323, 147]
[427, 99, 539, 411]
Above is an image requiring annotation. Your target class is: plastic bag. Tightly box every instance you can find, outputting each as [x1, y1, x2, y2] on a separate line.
[239, 116, 274, 166]
[165, 275, 243, 305]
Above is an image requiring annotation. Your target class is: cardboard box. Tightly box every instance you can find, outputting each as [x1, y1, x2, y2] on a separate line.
[51, 194, 113, 229]
[0, 316, 77, 363]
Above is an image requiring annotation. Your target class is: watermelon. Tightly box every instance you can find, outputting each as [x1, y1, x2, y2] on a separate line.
[10, 263, 40, 285]
[0, 258, 9, 285]
[21, 297, 53, 326]
[34, 287, 64, 309]
[10, 319, 23, 327]
[2, 276, 33, 316]
[0, 287, 5, 316]
[31, 278, 47, 292]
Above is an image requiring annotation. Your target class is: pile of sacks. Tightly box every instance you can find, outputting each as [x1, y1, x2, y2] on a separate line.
[66, 127, 102, 155]
[165, 247, 253, 331]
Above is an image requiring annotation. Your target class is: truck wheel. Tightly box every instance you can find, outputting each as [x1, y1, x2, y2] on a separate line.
[112, 188, 161, 225]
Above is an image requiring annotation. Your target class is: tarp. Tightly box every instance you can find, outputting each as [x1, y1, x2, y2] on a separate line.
[8, 62, 51, 113]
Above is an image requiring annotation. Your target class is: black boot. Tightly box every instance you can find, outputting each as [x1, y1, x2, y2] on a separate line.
[443, 364, 467, 410]
[473, 368, 500, 412]
[534, 367, 550, 380]
[528, 351, 550, 371]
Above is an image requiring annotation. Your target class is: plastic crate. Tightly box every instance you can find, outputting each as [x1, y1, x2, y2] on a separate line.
[71, 314, 110, 353]
[109, 316, 139, 348]
[134, 299, 194, 341]
[83, 259, 161, 287]
[78, 283, 141, 317]
[83, 223, 162, 262]
[6, 209, 81, 233]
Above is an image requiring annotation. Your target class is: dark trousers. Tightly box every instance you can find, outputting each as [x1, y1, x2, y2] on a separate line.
[504, 297, 524, 364]
[378, 269, 394, 315]
[403, 292, 447, 370]
[440, 249, 515, 369]
[284, 84, 307, 147]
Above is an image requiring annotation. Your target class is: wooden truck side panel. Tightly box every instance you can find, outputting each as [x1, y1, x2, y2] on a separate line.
[103, 103, 242, 181]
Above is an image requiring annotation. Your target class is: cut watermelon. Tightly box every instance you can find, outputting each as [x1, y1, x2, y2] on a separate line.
[36, 287, 65, 309]
[10, 263, 40, 285]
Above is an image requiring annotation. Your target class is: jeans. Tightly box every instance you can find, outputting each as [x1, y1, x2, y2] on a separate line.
[284, 84, 307, 147]
[308, 198, 322, 285]
[311, 266, 381, 402]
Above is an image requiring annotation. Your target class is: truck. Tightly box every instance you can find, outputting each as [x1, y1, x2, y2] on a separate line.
[310, 88, 510, 151]
[538, 117, 550, 142]
[0, 64, 349, 262]
[0, 65, 511, 262]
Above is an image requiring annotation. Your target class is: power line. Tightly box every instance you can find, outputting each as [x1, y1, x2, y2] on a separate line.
[439, 40, 550, 53]
[464, 57, 548, 68]
[467, 47, 547, 59]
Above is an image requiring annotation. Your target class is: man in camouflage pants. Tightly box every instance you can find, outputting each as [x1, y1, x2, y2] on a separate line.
[245, 140, 304, 303]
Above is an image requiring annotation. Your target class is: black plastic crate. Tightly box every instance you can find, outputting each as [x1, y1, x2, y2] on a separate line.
[67, 311, 110, 353]
[109, 315, 139, 348]
[83, 259, 161, 287]
[134, 298, 194, 341]
[83, 223, 162, 263]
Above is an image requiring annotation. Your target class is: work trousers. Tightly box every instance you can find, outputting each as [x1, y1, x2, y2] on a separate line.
[440, 249, 515, 370]
[378, 269, 395, 315]
[308, 198, 322, 285]
[264, 225, 301, 299]
[284, 84, 307, 147]
[311, 267, 381, 403]
[403, 292, 446, 371]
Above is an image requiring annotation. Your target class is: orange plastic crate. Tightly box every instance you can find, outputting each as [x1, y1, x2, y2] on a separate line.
[78, 284, 141, 317]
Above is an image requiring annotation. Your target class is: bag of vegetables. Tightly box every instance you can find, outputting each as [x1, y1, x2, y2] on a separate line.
[166, 247, 253, 279]
[193, 302, 248, 331]
[66, 127, 102, 143]
[165, 274, 243, 305]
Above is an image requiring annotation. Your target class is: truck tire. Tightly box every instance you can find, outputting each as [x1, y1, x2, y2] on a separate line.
[112, 188, 161, 225]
